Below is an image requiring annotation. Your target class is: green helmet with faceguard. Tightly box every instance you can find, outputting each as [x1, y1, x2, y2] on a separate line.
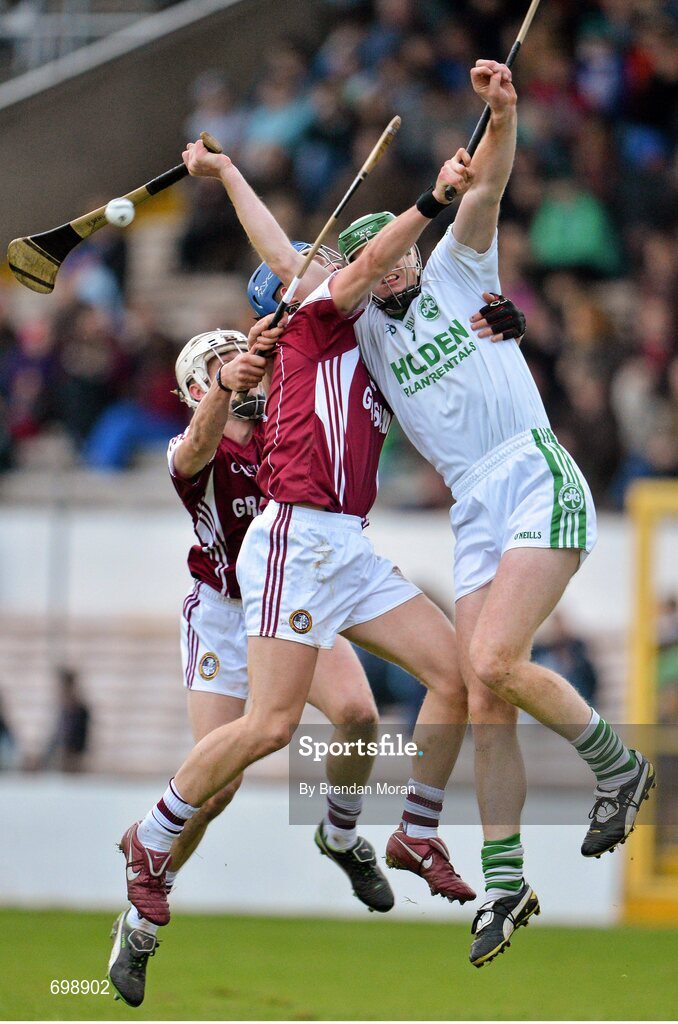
[337, 211, 423, 316]
[338, 212, 396, 262]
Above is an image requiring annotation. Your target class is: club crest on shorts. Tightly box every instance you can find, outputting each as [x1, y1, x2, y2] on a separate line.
[199, 652, 220, 680]
[418, 293, 440, 320]
[558, 483, 585, 513]
[289, 609, 313, 634]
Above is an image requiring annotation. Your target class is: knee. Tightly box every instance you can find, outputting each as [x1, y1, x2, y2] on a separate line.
[468, 686, 519, 725]
[202, 775, 244, 820]
[333, 700, 379, 734]
[468, 640, 522, 704]
[423, 661, 468, 714]
[249, 717, 296, 759]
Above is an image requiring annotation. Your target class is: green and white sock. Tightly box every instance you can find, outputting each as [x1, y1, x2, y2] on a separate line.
[572, 710, 637, 790]
[482, 833, 524, 900]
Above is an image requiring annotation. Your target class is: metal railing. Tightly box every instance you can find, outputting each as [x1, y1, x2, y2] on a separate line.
[0, 0, 161, 79]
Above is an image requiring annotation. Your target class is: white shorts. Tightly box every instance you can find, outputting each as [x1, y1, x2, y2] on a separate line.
[237, 501, 421, 649]
[450, 428, 598, 600]
[180, 580, 249, 699]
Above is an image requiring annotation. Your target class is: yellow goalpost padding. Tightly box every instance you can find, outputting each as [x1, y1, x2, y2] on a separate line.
[624, 479, 678, 925]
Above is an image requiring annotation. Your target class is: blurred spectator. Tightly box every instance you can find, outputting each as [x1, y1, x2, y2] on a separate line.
[532, 612, 599, 705]
[57, 242, 125, 323]
[85, 320, 187, 470]
[39, 667, 91, 773]
[553, 367, 623, 505]
[0, 397, 12, 472]
[0, 693, 17, 769]
[0, 318, 58, 446]
[239, 42, 315, 185]
[0, 0, 676, 504]
[184, 71, 248, 158]
[322, 124, 415, 227]
[177, 71, 252, 273]
[293, 81, 356, 209]
[177, 176, 252, 273]
[51, 302, 130, 447]
[529, 178, 622, 277]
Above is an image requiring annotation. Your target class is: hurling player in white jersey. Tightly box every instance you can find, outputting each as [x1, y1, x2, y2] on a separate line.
[337, 61, 653, 965]
[108, 320, 400, 1006]
[175, 58, 654, 970]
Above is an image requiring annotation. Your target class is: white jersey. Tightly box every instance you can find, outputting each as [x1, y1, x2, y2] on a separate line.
[354, 227, 550, 492]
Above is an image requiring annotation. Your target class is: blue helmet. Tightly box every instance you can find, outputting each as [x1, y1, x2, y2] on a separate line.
[246, 241, 342, 317]
[247, 241, 308, 318]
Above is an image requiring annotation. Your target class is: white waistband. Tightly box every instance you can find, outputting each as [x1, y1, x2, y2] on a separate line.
[453, 429, 548, 500]
[265, 500, 363, 532]
[191, 581, 243, 608]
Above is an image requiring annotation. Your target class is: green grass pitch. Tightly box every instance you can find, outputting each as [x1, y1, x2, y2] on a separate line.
[1, 909, 676, 1020]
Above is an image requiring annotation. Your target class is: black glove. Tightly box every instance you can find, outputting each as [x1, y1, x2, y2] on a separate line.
[478, 294, 526, 340]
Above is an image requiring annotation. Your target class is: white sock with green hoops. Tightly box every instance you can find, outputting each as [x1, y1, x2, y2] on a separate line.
[571, 710, 638, 790]
[482, 833, 524, 901]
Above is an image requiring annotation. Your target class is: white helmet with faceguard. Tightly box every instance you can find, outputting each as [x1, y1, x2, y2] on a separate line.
[174, 329, 266, 420]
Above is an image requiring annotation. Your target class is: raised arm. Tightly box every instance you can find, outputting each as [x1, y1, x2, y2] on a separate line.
[183, 141, 328, 295]
[452, 60, 518, 254]
[330, 149, 473, 315]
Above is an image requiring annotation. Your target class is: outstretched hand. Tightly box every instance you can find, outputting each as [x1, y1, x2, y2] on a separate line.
[470, 60, 517, 113]
[182, 138, 232, 179]
[470, 292, 526, 343]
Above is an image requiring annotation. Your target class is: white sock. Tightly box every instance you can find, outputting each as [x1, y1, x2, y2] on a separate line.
[401, 779, 444, 839]
[571, 710, 638, 789]
[126, 905, 159, 936]
[485, 886, 521, 902]
[323, 793, 363, 851]
[137, 778, 198, 853]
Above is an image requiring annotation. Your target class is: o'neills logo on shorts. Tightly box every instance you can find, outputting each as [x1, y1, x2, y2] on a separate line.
[199, 652, 220, 680]
[290, 610, 313, 634]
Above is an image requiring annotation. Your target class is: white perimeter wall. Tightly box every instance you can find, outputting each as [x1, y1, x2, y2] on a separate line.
[1, 774, 621, 926]
[1, 501, 674, 924]
[1, 503, 677, 630]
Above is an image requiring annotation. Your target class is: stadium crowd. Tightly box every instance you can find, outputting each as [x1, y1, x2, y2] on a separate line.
[0, 0, 675, 508]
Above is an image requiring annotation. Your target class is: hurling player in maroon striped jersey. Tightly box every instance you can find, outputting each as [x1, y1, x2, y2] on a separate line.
[116, 148, 480, 935]
[110, 321, 399, 1006]
[178, 62, 654, 977]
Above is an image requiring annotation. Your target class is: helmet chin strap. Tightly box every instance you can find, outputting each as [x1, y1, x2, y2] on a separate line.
[373, 283, 421, 317]
[230, 392, 266, 421]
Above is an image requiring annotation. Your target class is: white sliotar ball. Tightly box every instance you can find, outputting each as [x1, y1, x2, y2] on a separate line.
[105, 197, 135, 227]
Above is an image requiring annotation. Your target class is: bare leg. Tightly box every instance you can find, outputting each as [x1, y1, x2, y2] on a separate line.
[173, 642, 377, 867]
[343, 593, 468, 789]
[170, 692, 245, 872]
[308, 637, 379, 788]
[455, 585, 526, 841]
[344, 594, 474, 901]
[174, 637, 318, 805]
[308, 638, 394, 910]
[468, 548, 591, 739]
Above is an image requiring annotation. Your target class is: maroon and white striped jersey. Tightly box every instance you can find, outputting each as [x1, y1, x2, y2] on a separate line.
[168, 425, 265, 598]
[258, 277, 392, 519]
